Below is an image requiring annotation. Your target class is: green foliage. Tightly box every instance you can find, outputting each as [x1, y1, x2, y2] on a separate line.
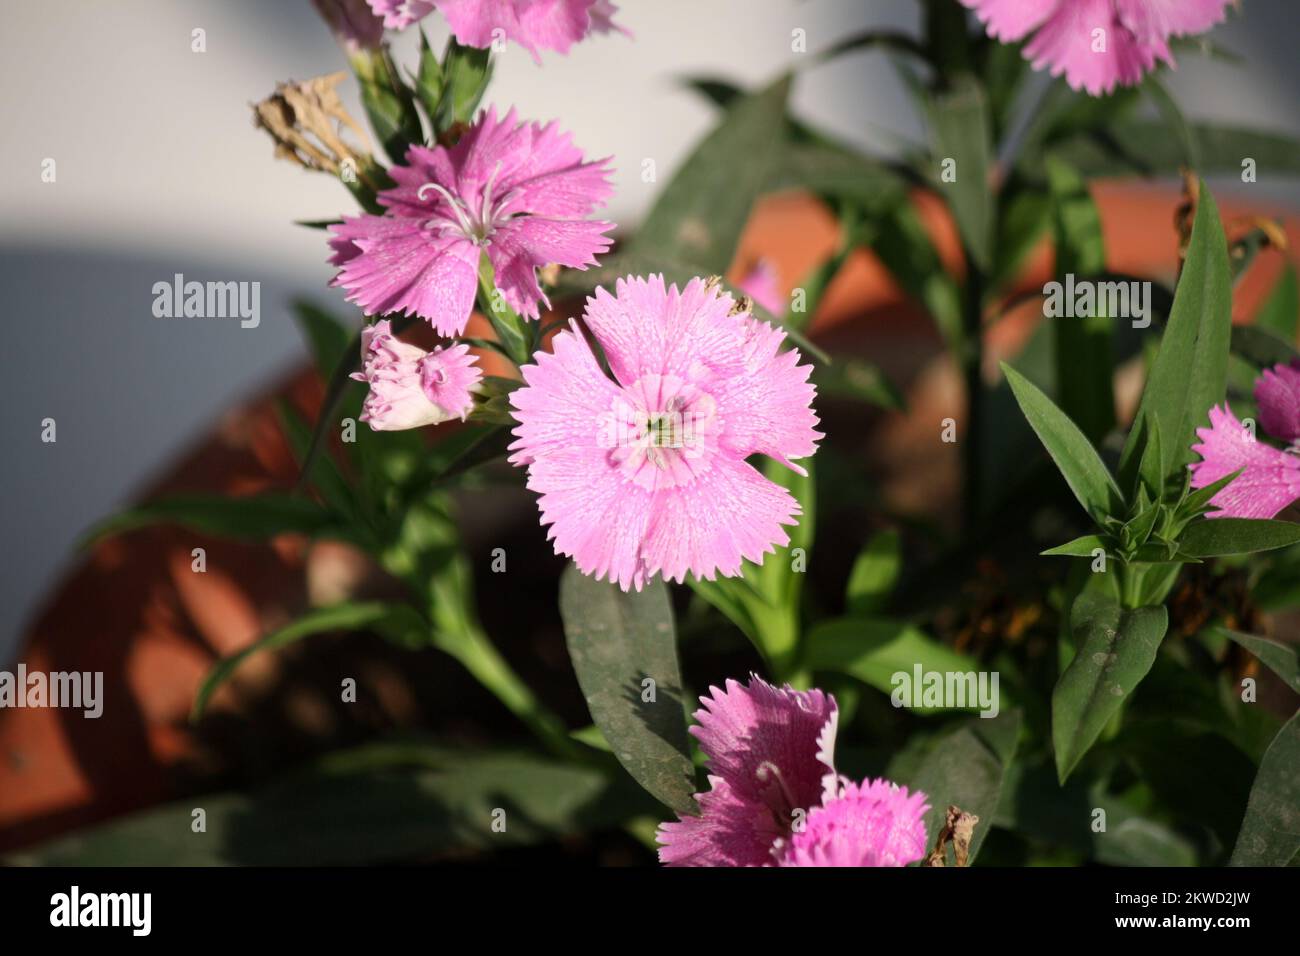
[559, 566, 697, 815]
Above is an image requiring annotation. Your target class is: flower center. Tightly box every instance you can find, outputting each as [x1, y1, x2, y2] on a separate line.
[598, 374, 719, 490]
[417, 161, 519, 246]
[755, 761, 802, 827]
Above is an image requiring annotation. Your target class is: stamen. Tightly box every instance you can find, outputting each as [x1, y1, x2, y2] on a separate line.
[755, 760, 800, 818]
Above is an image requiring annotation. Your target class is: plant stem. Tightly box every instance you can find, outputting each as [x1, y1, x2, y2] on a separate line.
[962, 261, 986, 530]
[439, 623, 582, 761]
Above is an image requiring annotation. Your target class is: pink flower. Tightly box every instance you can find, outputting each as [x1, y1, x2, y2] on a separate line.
[779, 778, 932, 867]
[655, 675, 929, 868]
[960, 0, 1234, 95]
[328, 107, 614, 336]
[313, 0, 386, 50]
[365, 0, 628, 59]
[349, 319, 483, 429]
[1190, 364, 1300, 519]
[507, 275, 821, 591]
[736, 258, 785, 317]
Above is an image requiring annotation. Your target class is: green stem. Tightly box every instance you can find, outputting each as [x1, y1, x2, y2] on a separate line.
[961, 261, 985, 529]
[439, 624, 582, 761]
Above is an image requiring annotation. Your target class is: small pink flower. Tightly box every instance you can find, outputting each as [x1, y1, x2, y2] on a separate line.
[736, 258, 785, 317]
[960, 0, 1234, 95]
[656, 674, 929, 868]
[366, 0, 628, 59]
[349, 319, 483, 430]
[328, 107, 614, 336]
[508, 275, 821, 591]
[1190, 364, 1300, 519]
[313, 0, 386, 50]
[779, 778, 931, 868]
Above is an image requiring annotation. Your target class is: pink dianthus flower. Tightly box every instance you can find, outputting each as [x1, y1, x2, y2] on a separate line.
[508, 275, 821, 591]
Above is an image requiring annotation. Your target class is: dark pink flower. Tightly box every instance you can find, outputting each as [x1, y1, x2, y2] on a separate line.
[656, 674, 929, 868]
[328, 107, 614, 336]
[1190, 363, 1300, 519]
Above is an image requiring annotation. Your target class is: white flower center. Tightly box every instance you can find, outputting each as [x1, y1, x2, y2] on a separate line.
[417, 161, 519, 246]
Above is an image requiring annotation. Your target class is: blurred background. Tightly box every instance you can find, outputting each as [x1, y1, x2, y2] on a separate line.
[2, 0, 1299, 665]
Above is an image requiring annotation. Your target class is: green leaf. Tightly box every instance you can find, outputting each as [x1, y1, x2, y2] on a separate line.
[1230, 323, 1298, 369]
[412, 29, 443, 125]
[81, 493, 333, 547]
[192, 602, 422, 720]
[1255, 263, 1299, 339]
[477, 254, 532, 367]
[5, 743, 644, 865]
[845, 529, 901, 615]
[1180, 517, 1300, 557]
[1143, 76, 1199, 169]
[433, 38, 492, 131]
[1216, 627, 1300, 695]
[1042, 534, 1108, 557]
[632, 74, 791, 273]
[351, 47, 423, 162]
[1002, 363, 1125, 523]
[1135, 413, 1164, 501]
[812, 358, 904, 410]
[927, 74, 994, 270]
[1046, 156, 1114, 442]
[1117, 180, 1231, 483]
[278, 401, 355, 520]
[1229, 711, 1300, 866]
[558, 564, 696, 815]
[890, 710, 1022, 865]
[1052, 592, 1168, 782]
[1059, 121, 1300, 180]
[293, 301, 355, 382]
[870, 201, 964, 350]
[804, 617, 984, 712]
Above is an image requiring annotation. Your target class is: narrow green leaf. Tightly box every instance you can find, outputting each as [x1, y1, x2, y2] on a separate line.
[804, 617, 984, 712]
[1002, 363, 1125, 522]
[813, 358, 904, 410]
[632, 74, 791, 273]
[1046, 156, 1114, 442]
[1216, 628, 1300, 694]
[1117, 181, 1232, 482]
[1229, 711, 1300, 866]
[293, 301, 355, 382]
[890, 710, 1022, 865]
[1042, 534, 1108, 557]
[927, 75, 994, 270]
[1135, 413, 1164, 501]
[558, 564, 696, 815]
[1231, 324, 1298, 368]
[5, 744, 642, 865]
[434, 38, 492, 130]
[192, 602, 421, 720]
[351, 47, 423, 162]
[278, 401, 354, 519]
[1180, 517, 1300, 557]
[1052, 593, 1168, 782]
[870, 201, 964, 350]
[81, 493, 333, 547]
[1255, 264, 1299, 339]
[845, 529, 901, 615]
